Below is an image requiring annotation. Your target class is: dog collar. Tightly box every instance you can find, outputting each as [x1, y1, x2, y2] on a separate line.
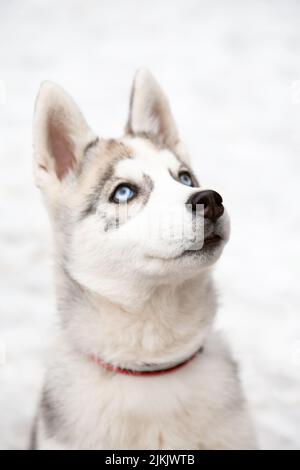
[91, 347, 203, 377]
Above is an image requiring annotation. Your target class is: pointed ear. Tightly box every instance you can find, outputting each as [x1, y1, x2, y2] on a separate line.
[125, 68, 180, 150]
[33, 82, 97, 184]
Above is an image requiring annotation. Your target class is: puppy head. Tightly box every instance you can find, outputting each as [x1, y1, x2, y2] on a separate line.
[33, 69, 230, 302]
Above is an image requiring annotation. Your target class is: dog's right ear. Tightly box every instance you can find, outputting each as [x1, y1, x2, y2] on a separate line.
[125, 68, 180, 149]
[125, 68, 190, 163]
[33, 82, 96, 188]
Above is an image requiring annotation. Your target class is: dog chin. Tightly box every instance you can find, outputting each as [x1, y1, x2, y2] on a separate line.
[144, 215, 230, 275]
[146, 235, 226, 270]
[181, 237, 226, 265]
[178, 234, 225, 262]
[182, 233, 224, 255]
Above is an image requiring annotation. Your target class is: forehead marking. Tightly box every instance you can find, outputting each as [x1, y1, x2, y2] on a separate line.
[84, 137, 99, 155]
[79, 139, 133, 220]
[79, 137, 194, 221]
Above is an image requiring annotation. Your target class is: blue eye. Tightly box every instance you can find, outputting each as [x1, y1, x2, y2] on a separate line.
[112, 184, 136, 203]
[179, 172, 194, 187]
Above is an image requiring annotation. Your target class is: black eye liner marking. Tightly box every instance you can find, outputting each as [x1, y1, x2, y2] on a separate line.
[84, 137, 99, 155]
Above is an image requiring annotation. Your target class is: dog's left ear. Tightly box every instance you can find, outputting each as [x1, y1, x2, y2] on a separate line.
[126, 68, 185, 154]
[33, 81, 97, 187]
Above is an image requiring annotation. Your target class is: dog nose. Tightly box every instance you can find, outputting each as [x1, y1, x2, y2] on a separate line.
[186, 190, 224, 221]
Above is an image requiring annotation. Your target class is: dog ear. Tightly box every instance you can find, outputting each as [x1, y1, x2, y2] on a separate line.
[125, 68, 180, 150]
[33, 82, 97, 184]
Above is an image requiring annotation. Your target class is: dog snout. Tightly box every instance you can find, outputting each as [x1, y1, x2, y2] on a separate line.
[186, 190, 224, 221]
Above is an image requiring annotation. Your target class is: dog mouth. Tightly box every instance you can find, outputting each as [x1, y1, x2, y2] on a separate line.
[203, 233, 222, 246]
[146, 233, 224, 262]
[182, 233, 223, 256]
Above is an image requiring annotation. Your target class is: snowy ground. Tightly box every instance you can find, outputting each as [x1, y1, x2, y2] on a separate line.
[1, 0, 300, 450]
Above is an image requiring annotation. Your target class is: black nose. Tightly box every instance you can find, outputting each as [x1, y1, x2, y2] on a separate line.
[186, 190, 224, 221]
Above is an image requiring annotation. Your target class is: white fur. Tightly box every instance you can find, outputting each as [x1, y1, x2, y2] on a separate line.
[37, 332, 255, 450]
[32, 68, 256, 450]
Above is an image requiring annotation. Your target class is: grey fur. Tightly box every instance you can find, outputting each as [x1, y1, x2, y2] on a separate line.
[40, 388, 62, 439]
[79, 173, 154, 231]
[84, 137, 99, 155]
[28, 416, 38, 450]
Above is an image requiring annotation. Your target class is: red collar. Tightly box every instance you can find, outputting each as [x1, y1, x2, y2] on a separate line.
[91, 347, 203, 377]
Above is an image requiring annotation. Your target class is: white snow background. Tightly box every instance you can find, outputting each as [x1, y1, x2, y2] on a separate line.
[0, 0, 300, 450]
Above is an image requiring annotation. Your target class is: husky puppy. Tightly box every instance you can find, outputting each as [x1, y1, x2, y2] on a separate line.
[31, 69, 256, 450]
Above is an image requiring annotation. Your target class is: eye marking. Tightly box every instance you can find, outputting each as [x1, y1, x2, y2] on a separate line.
[178, 171, 194, 187]
[111, 184, 137, 203]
